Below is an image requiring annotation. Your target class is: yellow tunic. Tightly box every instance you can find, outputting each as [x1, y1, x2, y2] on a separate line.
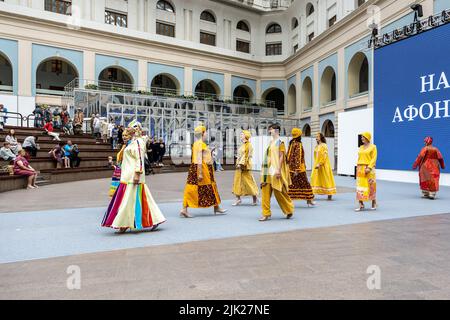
[232, 141, 259, 196]
[356, 144, 377, 201]
[310, 143, 336, 195]
[183, 140, 221, 208]
[261, 139, 291, 191]
[260, 138, 294, 217]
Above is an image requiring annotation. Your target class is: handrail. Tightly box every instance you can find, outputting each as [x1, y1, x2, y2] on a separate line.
[1, 111, 24, 127]
[65, 78, 276, 108]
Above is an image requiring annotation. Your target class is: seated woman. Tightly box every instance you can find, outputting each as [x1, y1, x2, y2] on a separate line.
[43, 120, 61, 141]
[0, 142, 16, 162]
[49, 142, 65, 168]
[5, 129, 22, 155]
[13, 149, 38, 189]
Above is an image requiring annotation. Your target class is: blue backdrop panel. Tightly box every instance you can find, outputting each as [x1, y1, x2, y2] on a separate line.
[374, 22, 450, 173]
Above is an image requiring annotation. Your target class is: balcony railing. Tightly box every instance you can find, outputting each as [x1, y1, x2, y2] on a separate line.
[64, 78, 276, 108]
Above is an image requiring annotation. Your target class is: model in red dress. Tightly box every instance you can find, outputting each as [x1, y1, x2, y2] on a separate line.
[413, 137, 445, 199]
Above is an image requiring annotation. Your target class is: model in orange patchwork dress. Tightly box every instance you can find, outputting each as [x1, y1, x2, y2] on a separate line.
[412, 136, 445, 200]
[355, 132, 377, 212]
[180, 125, 227, 218]
[287, 128, 316, 206]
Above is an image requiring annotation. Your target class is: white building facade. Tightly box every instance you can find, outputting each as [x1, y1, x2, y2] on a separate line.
[0, 0, 448, 137]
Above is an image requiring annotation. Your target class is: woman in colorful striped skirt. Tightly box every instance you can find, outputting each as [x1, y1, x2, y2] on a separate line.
[102, 122, 166, 233]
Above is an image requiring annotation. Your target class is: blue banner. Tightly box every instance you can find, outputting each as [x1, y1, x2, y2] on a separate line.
[374, 22, 450, 173]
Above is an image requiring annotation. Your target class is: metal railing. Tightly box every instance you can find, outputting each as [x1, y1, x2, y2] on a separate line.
[370, 9, 450, 49]
[1, 111, 24, 127]
[64, 78, 276, 108]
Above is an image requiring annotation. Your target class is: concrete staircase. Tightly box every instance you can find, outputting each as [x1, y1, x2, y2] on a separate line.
[0, 126, 115, 193]
[1, 126, 235, 193]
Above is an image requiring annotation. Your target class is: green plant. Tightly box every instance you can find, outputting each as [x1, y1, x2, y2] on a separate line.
[85, 84, 98, 90]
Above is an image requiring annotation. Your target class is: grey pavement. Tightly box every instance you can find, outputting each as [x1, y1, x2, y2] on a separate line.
[1, 214, 450, 299]
[0, 174, 449, 264]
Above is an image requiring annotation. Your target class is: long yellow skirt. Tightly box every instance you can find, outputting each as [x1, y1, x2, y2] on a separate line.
[310, 163, 336, 195]
[232, 169, 259, 197]
[356, 165, 376, 201]
[183, 163, 221, 208]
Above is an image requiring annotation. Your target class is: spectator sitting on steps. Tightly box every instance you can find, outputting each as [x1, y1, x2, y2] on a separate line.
[67, 141, 81, 168]
[49, 141, 65, 169]
[63, 119, 74, 136]
[5, 129, 22, 155]
[63, 140, 72, 169]
[43, 120, 61, 141]
[0, 142, 16, 162]
[13, 149, 39, 189]
[22, 136, 39, 158]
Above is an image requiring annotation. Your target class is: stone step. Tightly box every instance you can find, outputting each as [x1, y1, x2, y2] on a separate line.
[35, 141, 113, 151]
[0, 133, 101, 144]
[37, 149, 114, 158]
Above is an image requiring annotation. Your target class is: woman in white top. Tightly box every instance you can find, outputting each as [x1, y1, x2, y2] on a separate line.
[5, 129, 22, 155]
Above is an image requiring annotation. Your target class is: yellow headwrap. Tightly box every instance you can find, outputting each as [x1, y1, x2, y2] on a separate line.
[242, 130, 251, 140]
[194, 125, 206, 134]
[292, 128, 302, 139]
[361, 132, 372, 142]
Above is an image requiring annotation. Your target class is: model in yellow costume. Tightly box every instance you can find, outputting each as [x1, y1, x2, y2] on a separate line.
[232, 130, 259, 206]
[102, 121, 166, 233]
[180, 125, 227, 218]
[355, 131, 378, 212]
[310, 133, 336, 199]
[259, 123, 294, 222]
[286, 128, 316, 206]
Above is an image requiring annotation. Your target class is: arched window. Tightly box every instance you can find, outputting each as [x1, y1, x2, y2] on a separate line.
[36, 58, 78, 95]
[348, 52, 369, 96]
[237, 20, 250, 32]
[200, 11, 216, 23]
[303, 124, 311, 137]
[292, 18, 299, 29]
[306, 3, 315, 16]
[156, 0, 175, 13]
[0, 53, 13, 92]
[266, 23, 282, 34]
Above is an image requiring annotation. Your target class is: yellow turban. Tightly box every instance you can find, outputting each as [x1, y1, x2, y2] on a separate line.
[242, 130, 251, 140]
[194, 125, 206, 134]
[361, 132, 372, 142]
[292, 128, 302, 138]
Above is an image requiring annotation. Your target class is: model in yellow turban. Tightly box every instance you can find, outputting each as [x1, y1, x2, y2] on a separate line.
[292, 128, 302, 139]
[242, 130, 251, 140]
[194, 125, 206, 134]
[361, 132, 372, 142]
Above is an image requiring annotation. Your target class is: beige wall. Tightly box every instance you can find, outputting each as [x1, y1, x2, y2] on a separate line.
[0, 0, 438, 132]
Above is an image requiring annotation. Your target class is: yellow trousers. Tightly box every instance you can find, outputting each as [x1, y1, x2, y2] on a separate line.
[261, 183, 294, 217]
